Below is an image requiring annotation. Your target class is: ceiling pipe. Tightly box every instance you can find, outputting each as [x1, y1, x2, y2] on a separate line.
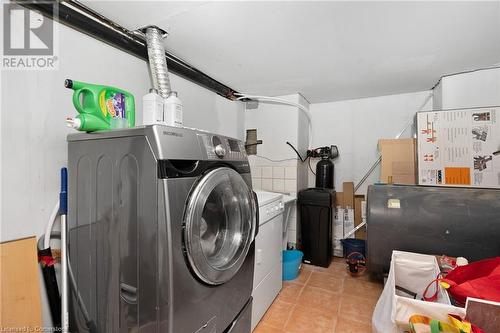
[16, 0, 239, 100]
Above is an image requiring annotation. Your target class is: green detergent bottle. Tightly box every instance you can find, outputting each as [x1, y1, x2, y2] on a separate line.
[65, 79, 135, 132]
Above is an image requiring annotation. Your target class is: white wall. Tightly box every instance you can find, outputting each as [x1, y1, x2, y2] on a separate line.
[175, 74, 245, 139]
[296, 94, 311, 192]
[1, 21, 244, 242]
[245, 94, 304, 164]
[308, 91, 433, 194]
[244, 91, 435, 243]
[245, 94, 310, 246]
[433, 67, 500, 110]
[1, 20, 243, 326]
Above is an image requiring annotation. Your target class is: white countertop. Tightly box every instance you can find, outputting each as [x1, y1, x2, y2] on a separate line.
[254, 190, 283, 206]
[254, 190, 297, 206]
[281, 193, 296, 205]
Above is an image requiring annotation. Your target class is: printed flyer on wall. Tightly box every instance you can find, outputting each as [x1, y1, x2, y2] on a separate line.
[417, 106, 500, 188]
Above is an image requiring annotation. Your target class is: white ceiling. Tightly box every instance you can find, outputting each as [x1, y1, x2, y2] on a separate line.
[82, 1, 500, 103]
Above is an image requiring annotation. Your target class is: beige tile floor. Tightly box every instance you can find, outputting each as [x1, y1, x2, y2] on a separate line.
[254, 257, 383, 333]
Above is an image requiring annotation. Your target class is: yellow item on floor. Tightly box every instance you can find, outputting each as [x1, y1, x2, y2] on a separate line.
[409, 315, 459, 333]
[409, 314, 476, 333]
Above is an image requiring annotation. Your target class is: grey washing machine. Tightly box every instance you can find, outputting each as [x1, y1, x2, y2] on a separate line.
[67, 125, 257, 333]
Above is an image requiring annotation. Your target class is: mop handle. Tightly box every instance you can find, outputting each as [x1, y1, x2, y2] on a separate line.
[59, 168, 69, 332]
[59, 168, 67, 215]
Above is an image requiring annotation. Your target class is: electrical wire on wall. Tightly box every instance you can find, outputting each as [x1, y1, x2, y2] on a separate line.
[286, 141, 317, 175]
[308, 158, 316, 176]
[285, 141, 306, 162]
[250, 142, 312, 168]
[252, 141, 328, 177]
[254, 155, 299, 163]
[249, 140, 317, 175]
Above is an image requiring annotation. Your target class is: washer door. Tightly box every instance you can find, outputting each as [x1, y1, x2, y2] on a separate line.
[184, 167, 256, 285]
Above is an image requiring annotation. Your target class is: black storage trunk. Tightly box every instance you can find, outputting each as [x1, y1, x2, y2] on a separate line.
[298, 188, 335, 267]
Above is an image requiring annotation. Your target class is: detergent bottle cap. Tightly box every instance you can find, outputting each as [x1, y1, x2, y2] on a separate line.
[168, 91, 178, 97]
[149, 88, 158, 94]
[64, 79, 73, 89]
[66, 117, 81, 130]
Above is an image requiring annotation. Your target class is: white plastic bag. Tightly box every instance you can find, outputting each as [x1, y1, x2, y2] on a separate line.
[372, 251, 466, 333]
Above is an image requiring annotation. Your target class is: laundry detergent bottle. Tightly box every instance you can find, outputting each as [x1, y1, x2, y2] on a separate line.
[65, 79, 135, 132]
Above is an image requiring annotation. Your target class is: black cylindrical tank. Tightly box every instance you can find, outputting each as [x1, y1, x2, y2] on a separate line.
[367, 185, 500, 279]
[315, 159, 334, 189]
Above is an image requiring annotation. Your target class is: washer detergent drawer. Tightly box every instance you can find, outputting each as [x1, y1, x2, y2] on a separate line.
[253, 215, 283, 287]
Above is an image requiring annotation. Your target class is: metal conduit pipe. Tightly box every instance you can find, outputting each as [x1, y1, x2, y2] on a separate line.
[145, 27, 171, 99]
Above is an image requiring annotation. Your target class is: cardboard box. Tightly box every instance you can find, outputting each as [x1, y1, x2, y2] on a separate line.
[0, 237, 42, 329]
[342, 182, 354, 208]
[379, 138, 417, 184]
[334, 191, 343, 208]
[417, 106, 500, 188]
[354, 195, 366, 239]
[343, 207, 355, 240]
[332, 183, 363, 256]
[333, 207, 344, 257]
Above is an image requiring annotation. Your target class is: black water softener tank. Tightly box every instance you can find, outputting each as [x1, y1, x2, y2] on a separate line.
[315, 158, 334, 189]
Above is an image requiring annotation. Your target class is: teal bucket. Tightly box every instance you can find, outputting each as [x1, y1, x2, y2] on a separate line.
[282, 250, 303, 281]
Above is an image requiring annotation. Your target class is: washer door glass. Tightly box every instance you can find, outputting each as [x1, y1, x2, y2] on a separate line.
[184, 167, 256, 285]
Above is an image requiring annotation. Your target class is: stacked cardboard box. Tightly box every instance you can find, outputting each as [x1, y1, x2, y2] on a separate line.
[378, 138, 417, 185]
[333, 182, 366, 257]
[354, 194, 366, 239]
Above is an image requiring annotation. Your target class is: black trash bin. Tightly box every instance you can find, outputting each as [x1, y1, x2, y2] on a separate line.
[298, 188, 335, 268]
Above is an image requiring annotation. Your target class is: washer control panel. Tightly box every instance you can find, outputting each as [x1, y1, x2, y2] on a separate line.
[200, 134, 247, 160]
[212, 136, 226, 158]
[259, 199, 284, 225]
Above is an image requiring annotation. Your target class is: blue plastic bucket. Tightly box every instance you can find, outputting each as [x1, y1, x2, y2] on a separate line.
[282, 250, 303, 281]
[341, 238, 366, 258]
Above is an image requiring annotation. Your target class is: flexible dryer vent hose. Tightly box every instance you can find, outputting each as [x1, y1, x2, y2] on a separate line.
[145, 27, 171, 98]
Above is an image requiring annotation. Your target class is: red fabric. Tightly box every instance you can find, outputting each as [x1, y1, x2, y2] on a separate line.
[38, 254, 55, 267]
[442, 257, 500, 306]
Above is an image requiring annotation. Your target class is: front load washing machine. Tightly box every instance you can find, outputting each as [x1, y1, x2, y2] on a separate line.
[67, 125, 257, 332]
